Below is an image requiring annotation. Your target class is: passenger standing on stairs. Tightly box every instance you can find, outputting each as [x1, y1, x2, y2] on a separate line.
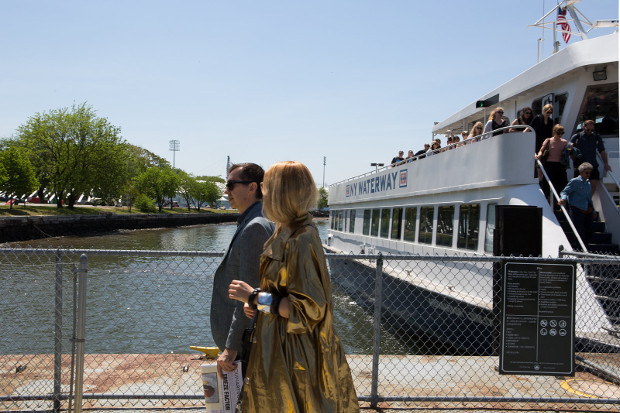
[570, 119, 613, 195]
[558, 162, 598, 246]
[535, 124, 569, 204]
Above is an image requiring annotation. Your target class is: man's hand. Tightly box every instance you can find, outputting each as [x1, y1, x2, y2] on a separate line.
[243, 302, 256, 319]
[216, 348, 238, 379]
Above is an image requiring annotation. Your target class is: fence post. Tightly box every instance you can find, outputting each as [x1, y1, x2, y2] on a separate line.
[73, 254, 88, 413]
[53, 250, 63, 413]
[370, 252, 383, 408]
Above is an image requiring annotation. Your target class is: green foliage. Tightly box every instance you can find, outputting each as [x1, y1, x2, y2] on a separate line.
[134, 166, 180, 212]
[318, 187, 328, 209]
[0, 147, 39, 209]
[191, 179, 221, 211]
[120, 181, 141, 212]
[176, 171, 222, 212]
[134, 194, 157, 213]
[15, 102, 128, 208]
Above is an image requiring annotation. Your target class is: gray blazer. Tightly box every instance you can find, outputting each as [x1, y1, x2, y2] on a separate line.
[210, 201, 274, 352]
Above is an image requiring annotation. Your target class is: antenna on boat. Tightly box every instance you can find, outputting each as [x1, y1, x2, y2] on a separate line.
[530, 0, 618, 51]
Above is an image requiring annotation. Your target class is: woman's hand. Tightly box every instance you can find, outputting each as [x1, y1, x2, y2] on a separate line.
[228, 280, 254, 304]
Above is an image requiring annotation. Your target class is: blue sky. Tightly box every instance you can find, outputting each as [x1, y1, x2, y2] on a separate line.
[1, 1, 617, 185]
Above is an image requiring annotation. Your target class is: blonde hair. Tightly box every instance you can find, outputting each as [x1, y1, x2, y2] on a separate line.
[489, 107, 504, 121]
[543, 104, 553, 114]
[262, 161, 319, 225]
[469, 121, 484, 138]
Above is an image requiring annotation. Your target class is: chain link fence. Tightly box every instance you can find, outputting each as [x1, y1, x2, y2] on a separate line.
[1, 248, 619, 412]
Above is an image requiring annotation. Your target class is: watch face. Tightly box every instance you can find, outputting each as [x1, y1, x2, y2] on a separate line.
[257, 293, 273, 306]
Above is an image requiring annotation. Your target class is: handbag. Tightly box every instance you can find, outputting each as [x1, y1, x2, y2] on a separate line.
[560, 143, 570, 168]
[235, 312, 258, 412]
[539, 139, 550, 163]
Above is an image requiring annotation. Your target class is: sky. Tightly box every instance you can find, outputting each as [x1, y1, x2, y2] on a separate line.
[1, 1, 618, 186]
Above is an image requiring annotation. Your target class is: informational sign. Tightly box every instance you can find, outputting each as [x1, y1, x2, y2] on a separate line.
[499, 262, 576, 376]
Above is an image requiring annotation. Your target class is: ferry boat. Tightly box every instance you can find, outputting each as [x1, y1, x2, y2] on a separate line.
[324, 2, 619, 355]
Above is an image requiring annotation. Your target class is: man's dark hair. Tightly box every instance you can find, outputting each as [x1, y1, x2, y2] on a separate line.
[229, 163, 264, 199]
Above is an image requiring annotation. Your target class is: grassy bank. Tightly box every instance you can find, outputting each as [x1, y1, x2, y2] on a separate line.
[0, 204, 233, 217]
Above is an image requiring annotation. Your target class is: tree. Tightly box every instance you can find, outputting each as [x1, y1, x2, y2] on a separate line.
[190, 179, 221, 211]
[15, 103, 128, 208]
[0, 147, 39, 209]
[177, 170, 196, 212]
[318, 187, 328, 210]
[134, 166, 180, 212]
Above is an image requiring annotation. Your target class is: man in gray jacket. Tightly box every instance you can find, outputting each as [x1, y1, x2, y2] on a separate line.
[211, 163, 274, 377]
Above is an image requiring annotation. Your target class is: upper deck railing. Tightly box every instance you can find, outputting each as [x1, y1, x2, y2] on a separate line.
[330, 125, 531, 188]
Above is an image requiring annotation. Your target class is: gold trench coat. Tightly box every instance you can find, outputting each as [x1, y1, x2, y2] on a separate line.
[241, 214, 359, 413]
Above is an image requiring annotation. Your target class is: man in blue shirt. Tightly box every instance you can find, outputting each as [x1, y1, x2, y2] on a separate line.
[570, 120, 612, 194]
[558, 162, 598, 247]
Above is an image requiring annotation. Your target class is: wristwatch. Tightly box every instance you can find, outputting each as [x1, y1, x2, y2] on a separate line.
[257, 292, 273, 313]
[247, 288, 261, 309]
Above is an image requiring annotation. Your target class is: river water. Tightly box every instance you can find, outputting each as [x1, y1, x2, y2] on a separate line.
[2, 219, 415, 355]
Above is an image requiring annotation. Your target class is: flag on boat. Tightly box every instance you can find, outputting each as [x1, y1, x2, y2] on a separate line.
[557, 7, 571, 43]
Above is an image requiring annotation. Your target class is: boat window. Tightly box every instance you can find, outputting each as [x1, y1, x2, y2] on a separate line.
[342, 211, 348, 232]
[436, 206, 454, 247]
[391, 208, 402, 240]
[484, 203, 497, 253]
[371, 208, 380, 237]
[532, 93, 553, 117]
[554, 93, 568, 125]
[363, 210, 371, 235]
[419, 206, 434, 245]
[380, 209, 390, 238]
[349, 210, 356, 233]
[404, 207, 417, 242]
[458, 204, 480, 250]
[330, 211, 334, 229]
[573, 84, 619, 136]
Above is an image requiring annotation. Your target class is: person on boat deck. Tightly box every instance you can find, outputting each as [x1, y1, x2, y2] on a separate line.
[531, 104, 554, 156]
[530, 104, 555, 182]
[453, 135, 461, 148]
[468, 122, 484, 142]
[482, 107, 510, 137]
[406, 149, 415, 162]
[570, 119, 612, 195]
[509, 106, 534, 133]
[461, 130, 469, 141]
[426, 140, 440, 156]
[210, 163, 274, 379]
[391, 150, 405, 166]
[414, 143, 430, 158]
[558, 162, 597, 246]
[227, 161, 360, 413]
[536, 124, 569, 205]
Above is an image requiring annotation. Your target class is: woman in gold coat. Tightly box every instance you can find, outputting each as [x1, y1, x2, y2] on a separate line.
[228, 161, 359, 413]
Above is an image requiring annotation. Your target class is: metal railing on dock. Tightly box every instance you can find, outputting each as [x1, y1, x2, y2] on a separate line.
[0, 248, 619, 411]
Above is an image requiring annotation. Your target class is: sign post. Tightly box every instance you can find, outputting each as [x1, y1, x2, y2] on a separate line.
[500, 262, 576, 376]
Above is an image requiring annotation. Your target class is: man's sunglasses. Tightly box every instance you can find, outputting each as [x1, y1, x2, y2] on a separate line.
[226, 180, 254, 190]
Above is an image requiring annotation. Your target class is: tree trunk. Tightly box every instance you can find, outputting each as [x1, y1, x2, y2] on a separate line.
[56, 191, 64, 208]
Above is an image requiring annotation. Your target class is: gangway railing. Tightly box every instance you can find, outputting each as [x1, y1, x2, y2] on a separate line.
[537, 158, 588, 252]
[597, 151, 620, 214]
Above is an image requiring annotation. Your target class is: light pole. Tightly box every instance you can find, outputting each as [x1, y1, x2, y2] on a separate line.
[370, 162, 384, 173]
[322, 156, 327, 188]
[169, 139, 180, 169]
